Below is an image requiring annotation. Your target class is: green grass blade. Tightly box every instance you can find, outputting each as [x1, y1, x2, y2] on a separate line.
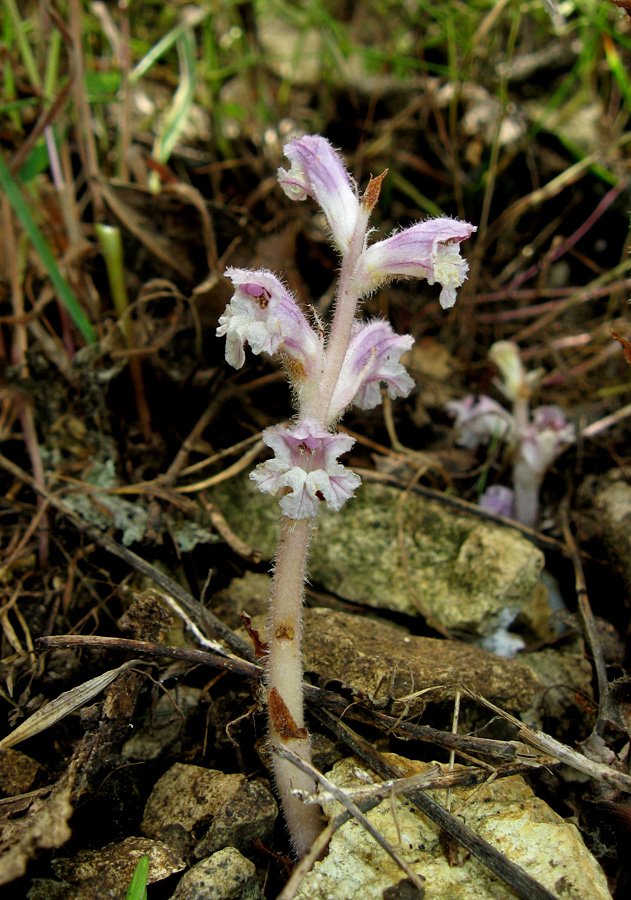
[0, 97, 39, 115]
[3, 0, 41, 91]
[603, 32, 631, 114]
[0, 152, 96, 344]
[390, 172, 445, 219]
[125, 855, 149, 900]
[130, 7, 208, 85]
[152, 30, 196, 169]
[43, 27, 62, 101]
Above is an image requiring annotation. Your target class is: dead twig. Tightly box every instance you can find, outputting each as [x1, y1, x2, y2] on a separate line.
[8, 82, 73, 176]
[199, 494, 262, 563]
[581, 401, 631, 439]
[175, 439, 265, 493]
[560, 503, 608, 711]
[462, 687, 631, 794]
[34, 633, 554, 784]
[160, 394, 229, 487]
[68, 0, 103, 218]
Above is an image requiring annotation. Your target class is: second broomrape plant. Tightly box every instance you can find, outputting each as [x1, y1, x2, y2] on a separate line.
[216, 135, 476, 856]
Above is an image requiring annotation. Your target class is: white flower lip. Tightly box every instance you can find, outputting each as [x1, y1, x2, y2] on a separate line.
[250, 418, 361, 519]
[277, 135, 360, 254]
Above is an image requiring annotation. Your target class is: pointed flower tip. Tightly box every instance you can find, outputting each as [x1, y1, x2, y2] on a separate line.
[250, 418, 361, 519]
[277, 135, 360, 253]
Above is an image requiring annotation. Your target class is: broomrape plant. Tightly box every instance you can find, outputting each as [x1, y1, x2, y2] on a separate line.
[447, 340, 576, 528]
[216, 134, 476, 855]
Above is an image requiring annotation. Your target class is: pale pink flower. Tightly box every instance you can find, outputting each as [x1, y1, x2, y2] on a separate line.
[357, 218, 477, 308]
[329, 319, 415, 418]
[217, 268, 322, 377]
[518, 406, 575, 476]
[250, 418, 361, 519]
[447, 394, 513, 448]
[277, 136, 360, 254]
[479, 485, 515, 519]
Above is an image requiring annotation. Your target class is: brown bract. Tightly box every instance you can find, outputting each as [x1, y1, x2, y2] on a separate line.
[361, 169, 389, 214]
[269, 687, 309, 740]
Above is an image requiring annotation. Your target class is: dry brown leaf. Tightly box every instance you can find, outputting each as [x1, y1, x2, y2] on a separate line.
[0, 660, 142, 750]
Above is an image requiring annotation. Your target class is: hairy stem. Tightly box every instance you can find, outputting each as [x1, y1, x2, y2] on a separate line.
[267, 515, 324, 856]
[304, 210, 369, 423]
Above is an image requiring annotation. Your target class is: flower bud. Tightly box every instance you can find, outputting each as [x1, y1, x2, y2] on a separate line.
[479, 485, 515, 519]
[489, 341, 530, 402]
[277, 135, 360, 254]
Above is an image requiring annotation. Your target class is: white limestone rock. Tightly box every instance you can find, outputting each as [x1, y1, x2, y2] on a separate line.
[295, 756, 612, 900]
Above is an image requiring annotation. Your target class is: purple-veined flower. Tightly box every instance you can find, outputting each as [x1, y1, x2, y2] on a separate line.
[250, 418, 361, 519]
[357, 218, 477, 308]
[329, 319, 415, 418]
[217, 268, 323, 379]
[447, 394, 513, 448]
[277, 136, 361, 254]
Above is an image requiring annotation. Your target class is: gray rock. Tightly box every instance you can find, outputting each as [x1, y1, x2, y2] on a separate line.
[141, 763, 245, 842]
[170, 848, 264, 900]
[27, 880, 74, 900]
[194, 779, 277, 858]
[122, 685, 202, 761]
[588, 471, 631, 598]
[212, 572, 272, 631]
[519, 642, 594, 732]
[214, 478, 544, 637]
